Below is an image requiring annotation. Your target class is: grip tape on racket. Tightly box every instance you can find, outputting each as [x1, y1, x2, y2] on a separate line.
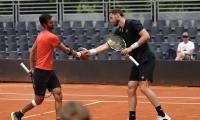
[128, 56, 139, 66]
[20, 62, 30, 73]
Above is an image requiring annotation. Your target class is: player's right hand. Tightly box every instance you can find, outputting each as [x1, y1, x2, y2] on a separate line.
[79, 48, 91, 60]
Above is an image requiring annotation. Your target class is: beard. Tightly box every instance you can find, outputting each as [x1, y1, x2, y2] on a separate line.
[48, 25, 54, 31]
[112, 20, 119, 27]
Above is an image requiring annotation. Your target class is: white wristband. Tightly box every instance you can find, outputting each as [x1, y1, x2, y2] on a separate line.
[131, 42, 139, 50]
[89, 48, 97, 55]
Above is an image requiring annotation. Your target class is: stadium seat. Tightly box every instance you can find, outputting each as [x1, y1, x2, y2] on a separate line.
[7, 51, 18, 59]
[181, 20, 192, 30]
[52, 27, 61, 35]
[62, 21, 71, 28]
[0, 22, 3, 28]
[21, 51, 29, 59]
[7, 43, 17, 51]
[72, 21, 82, 28]
[95, 20, 105, 28]
[169, 20, 179, 29]
[18, 35, 28, 44]
[85, 28, 96, 36]
[5, 22, 14, 28]
[0, 28, 4, 35]
[110, 52, 121, 60]
[187, 27, 197, 38]
[17, 28, 26, 35]
[150, 26, 158, 38]
[153, 34, 165, 43]
[167, 34, 178, 46]
[143, 19, 153, 31]
[0, 43, 6, 51]
[194, 20, 200, 30]
[64, 35, 76, 43]
[162, 26, 171, 38]
[17, 21, 26, 30]
[97, 53, 109, 60]
[99, 27, 109, 36]
[157, 20, 166, 31]
[84, 21, 93, 28]
[7, 35, 17, 44]
[18, 43, 29, 52]
[175, 27, 184, 37]
[0, 35, 5, 44]
[0, 51, 6, 59]
[76, 35, 87, 45]
[63, 27, 73, 36]
[73, 28, 84, 36]
[6, 28, 16, 35]
[28, 35, 36, 46]
[28, 28, 38, 36]
[57, 52, 68, 61]
[27, 21, 37, 29]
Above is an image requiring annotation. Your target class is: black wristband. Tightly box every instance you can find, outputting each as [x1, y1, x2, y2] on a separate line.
[68, 48, 73, 55]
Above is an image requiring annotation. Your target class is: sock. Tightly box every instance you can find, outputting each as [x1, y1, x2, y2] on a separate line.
[129, 111, 136, 120]
[155, 105, 165, 117]
[16, 111, 24, 118]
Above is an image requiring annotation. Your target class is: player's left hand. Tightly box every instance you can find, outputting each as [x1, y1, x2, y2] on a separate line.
[121, 47, 133, 56]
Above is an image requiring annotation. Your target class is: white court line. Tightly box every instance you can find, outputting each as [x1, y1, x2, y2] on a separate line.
[1, 97, 200, 105]
[1, 92, 200, 99]
[23, 101, 102, 119]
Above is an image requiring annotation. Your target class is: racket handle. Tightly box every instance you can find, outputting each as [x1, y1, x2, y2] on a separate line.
[128, 55, 139, 66]
[20, 62, 30, 73]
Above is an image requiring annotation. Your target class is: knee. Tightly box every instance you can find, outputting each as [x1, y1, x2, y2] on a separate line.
[54, 90, 62, 102]
[127, 84, 137, 96]
[140, 85, 149, 94]
[35, 97, 44, 105]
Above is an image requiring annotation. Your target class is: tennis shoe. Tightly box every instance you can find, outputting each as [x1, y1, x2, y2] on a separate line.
[156, 113, 171, 120]
[11, 111, 24, 120]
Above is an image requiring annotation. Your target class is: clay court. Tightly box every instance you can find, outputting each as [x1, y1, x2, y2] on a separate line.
[0, 83, 199, 120]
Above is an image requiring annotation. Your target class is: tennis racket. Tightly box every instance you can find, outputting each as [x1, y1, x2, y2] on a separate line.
[20, 62, 52, 98]
[106, 34, 139, 66]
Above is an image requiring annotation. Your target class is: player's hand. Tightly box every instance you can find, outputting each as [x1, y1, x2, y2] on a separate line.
[79, 48, 91, 60]
[121, 47, 133, 56]
[29, 69, 34, 77]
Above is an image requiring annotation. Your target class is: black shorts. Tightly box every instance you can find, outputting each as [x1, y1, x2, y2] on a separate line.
[129, 56, 155, 82]
[32, 68, 61, 96]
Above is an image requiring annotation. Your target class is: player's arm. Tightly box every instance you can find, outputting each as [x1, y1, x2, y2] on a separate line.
[29, 42, 37, 73]
[89, 42, 110, 55]
[56, 42, 81, 57]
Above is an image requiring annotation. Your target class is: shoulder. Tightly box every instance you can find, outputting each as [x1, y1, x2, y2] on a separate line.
[128, 19, 142, 25]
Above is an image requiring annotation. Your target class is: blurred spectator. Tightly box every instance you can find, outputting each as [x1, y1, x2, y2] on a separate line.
[61, 101, 90, 120]
[175, 32, 195, 61]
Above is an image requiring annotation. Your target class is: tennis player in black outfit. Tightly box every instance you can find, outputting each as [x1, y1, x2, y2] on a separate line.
[80, 9, 171, 120]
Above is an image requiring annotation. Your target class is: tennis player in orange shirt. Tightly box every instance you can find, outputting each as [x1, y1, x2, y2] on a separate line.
[11, 14, 82, 120]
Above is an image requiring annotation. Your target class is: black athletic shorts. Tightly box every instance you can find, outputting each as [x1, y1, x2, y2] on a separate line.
[32, 68, 61, 96]
[129, 54, 155, 82]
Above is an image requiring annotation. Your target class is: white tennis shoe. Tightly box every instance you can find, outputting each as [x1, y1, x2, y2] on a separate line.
[156, 113, 171, 120]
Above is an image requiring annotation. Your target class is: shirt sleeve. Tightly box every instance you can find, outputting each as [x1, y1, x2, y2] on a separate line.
[130, 20, 144, 34]
[190, 42, 195, 50]
[177, 43, 181, 51]
[50, 35, 60, 47]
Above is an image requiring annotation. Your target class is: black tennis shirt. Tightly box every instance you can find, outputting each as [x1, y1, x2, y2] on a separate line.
[114, 19, 155, 63]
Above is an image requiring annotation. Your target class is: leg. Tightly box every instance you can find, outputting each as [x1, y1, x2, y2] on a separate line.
[51, 87, 62, 119]
[21, 95, 44, 113]
[139, 81, 160, 107]
[48, 71, 62, 119]
[128, 81, 139, 112]
[139, 80, 172, 120]
[175, 53, 185, 61]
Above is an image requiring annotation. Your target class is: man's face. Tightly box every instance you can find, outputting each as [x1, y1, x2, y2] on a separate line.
[109, 13, 120, 27]
[45, 18, 54, 30]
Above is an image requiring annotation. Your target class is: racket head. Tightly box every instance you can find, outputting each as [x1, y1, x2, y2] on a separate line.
[106, 34, 126, 51]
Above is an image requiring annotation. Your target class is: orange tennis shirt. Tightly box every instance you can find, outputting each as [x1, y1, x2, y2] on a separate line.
[35, 30, 60, 70]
